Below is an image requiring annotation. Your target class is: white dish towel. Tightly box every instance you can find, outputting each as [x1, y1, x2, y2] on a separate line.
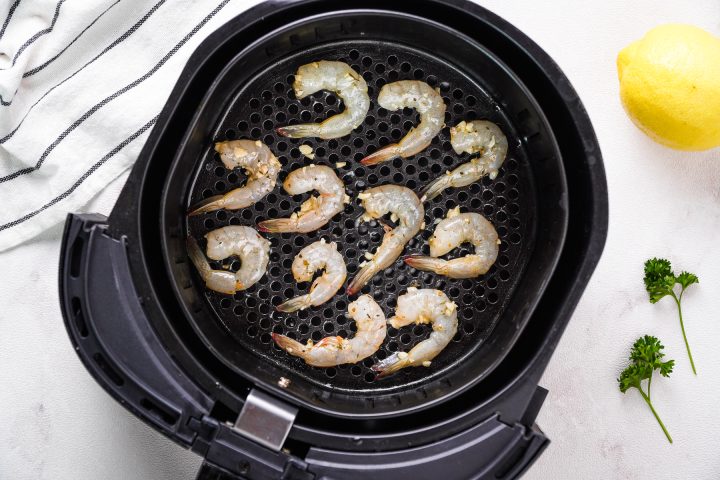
[0, 0, 261, 252]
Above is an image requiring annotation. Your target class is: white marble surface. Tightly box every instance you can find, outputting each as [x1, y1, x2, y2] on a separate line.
[2, 0, 720, 479]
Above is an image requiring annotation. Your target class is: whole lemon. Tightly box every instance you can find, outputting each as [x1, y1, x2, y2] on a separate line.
[617, 24, 720, 151]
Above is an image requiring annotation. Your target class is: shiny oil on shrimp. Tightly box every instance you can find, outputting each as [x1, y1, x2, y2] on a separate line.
[277, 61, 370, 139]
[186, 226, 270, 294]
[277, 239, 347, 312]
[361, 80, 445, 165]
[421, 120, 508, 201]
[258, 164, 348, 233]
[372, 288, 458, 378]
[404, 208, 499, 278]
[272, 294, 387, 367]
[189, 140, 281, 215]
[346, 185, 424, 295]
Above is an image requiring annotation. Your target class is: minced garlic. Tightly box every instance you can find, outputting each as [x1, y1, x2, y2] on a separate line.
[299, 196, 318, 212]
[299, 144, 315, 159]
[444, 301, 457, 316]
[446, 206, 461, 218]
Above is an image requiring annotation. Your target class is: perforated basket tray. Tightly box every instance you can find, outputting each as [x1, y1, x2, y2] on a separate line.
[161, 7, 568, 417]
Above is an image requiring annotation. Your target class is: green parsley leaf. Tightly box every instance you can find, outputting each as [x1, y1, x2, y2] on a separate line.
[643, 258, 676, 303]
[643, 258, 699, 374]
[618, 335, 674, 443]
[676, 271, 699, 290]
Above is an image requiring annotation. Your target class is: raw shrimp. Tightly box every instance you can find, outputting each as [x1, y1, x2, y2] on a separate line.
[186, 226, 270, 294]
[258, 164, 347, 233]
[272, 294, 386, 367]
[189, 140, 281, 215]
[404, 209, 499, 278]
[361, 80, 445, 165]
[346, 185, 424, 295]
[277, 239, 347, 312]
[372, 288, 457, 377]
[277, 61, 370, 139]
[421, 120, 508, 201]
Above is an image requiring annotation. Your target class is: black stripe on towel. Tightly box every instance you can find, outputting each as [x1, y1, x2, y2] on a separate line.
[24, 0, 121, 78]
[0, 117, 158, 232]
[0, 0, 22, 42]
[0, 0, 166, 120]
[0, 0, 230, 183]
[0, 89, 16, 106]
[1, 0, 67, 70]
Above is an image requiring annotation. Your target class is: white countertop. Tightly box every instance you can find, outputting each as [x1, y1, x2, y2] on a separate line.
[2, 0, 720, 478]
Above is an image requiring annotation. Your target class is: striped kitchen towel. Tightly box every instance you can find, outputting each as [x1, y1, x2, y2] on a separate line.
[0, 0, 261, 252]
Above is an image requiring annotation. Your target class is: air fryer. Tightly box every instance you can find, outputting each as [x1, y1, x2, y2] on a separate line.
[59, 1, 608, 479]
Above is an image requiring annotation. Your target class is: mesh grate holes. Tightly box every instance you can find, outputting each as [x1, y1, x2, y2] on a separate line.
[186, 42, 533, 392]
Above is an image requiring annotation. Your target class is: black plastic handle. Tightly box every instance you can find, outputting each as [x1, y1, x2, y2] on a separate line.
[59, 213, 214, 445]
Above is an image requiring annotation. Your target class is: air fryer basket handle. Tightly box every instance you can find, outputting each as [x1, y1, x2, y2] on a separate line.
[59, 213, 215, 445]
[60, 214, 315, 479]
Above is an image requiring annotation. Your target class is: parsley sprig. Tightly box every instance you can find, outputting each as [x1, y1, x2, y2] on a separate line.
[618, 335, 675, 443]
[643, 258, 699, 374]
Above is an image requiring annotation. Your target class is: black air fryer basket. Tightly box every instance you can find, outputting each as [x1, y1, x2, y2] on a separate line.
[59, 1, 608, 479]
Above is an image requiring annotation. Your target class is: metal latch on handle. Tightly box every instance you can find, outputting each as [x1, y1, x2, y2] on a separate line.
[233, 389, 298, 451]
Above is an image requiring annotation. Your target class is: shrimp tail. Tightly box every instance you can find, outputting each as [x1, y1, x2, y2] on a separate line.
[188, 194, 226, 216]
[257, 218, 298, 233]
[271, 333, 307, 357]
[186, 236, 210, 272]
[277, 124, 321, 138]
[346, 263, 378, 295]
[420, 176, 452, 202]
[371, 353, 411, 378]
[276, 295, 312, 313]
[360, 145, 401, 165]
[403, 255, 446, 274]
